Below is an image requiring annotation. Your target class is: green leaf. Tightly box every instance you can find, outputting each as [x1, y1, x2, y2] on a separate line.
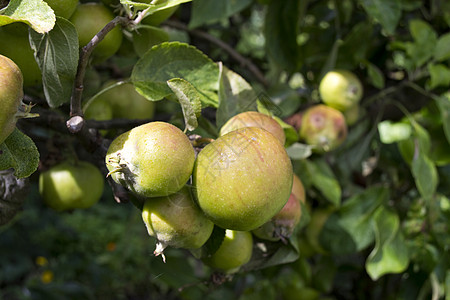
[306, 159, 341, 206]
[29, 17, 79, 108]
[273, 116, 299, 147]
[319, 213, 357, 254]
[406, 19, 438, 67]
[0, 128, 39, 178]
[366, 62, 385, 89]
[264, 0, 301, 72]
[120, 0, 192, 13]
[412, 152, 438, 200]
[167, 78, 201, 132]
[434, 32, 450, 62]
[359, 0, 401, 35]
[338, 186, 389, 251]
[216, 63, 258, 128]
[132, 25, 169, 58]
[188, 0, 252, 28]
[285, 143, 312, 160]
[366, 206, 410, 280]
[436, 93, 450, 144]
[427, 64, 450, 90]
[131, 42, 219, 106]
[378, 120, 412, 144]
[0, 0, 55, 33]
[445, 269, 450, 300]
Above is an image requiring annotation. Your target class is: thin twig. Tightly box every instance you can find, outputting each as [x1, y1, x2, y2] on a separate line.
[70, 16, 131, 119]
[165, 20, 269, 88]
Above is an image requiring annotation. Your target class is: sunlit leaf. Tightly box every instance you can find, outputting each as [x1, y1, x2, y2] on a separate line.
[0, 0, 55, 33]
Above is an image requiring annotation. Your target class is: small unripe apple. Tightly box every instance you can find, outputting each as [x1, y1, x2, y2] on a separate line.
[202, 229, 253, 272]
[193, 127, 293, 231]
[0, 23, 42, 87]
[142, 185, 214, 260]
[292, 174, 306, 204]
[106, 122, 195, 198]
[44, 0, 78, 19]
[252, 193, 301, 241]
[70, 3, 123, 62]
[319, 70, 363, 111]
[219, 111, 286, 145]
[39, 160, 104, 211]
[98, 81, 155, 120]
[299, 105, 347, 153]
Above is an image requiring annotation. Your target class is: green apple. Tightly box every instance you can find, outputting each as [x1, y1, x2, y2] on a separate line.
[0, 55, 24, 144]
[319, 70, 363, 111]
[0, 23, 42, 87]
[141, 4, 179, 26]
[299, 104, 348, 153]
[39, 160, 104, 211]
[0, 54, 37, 144]
[70, 3, 123, 62]
[142, 185, 214, 260]
[219, 111, 286, 145]
[193, 127, 293, 231]
[202, 230, 253, 272]
[106, 121, 195, 198]
[44, 0, 79, 19]
[98, 81, 155, 120]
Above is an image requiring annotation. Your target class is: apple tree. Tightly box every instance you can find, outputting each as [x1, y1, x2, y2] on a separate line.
[0, 0, 449, 299]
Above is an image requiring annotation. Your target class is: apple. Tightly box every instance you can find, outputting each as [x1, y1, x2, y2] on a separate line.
[0, 23, 42, 87]
[141, 185, 214, 260]
[202, 229, 253, 272]
[319, 70, 363, 112]
[97, 81, 155, 120]
[219, 111, 286, 145]
[193, 127, 293, 231]
[299, 104, 347, 153]
[39, 160, 104, 211]
[44, 0, 79, 19]
[69, 3, 123, 62]
[105, 121, 195, 198]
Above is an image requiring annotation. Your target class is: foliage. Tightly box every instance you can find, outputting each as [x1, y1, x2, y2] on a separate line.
[0, 0, 449, 299]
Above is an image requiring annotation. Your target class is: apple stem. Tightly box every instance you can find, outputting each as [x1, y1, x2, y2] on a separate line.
[154, 242, 168, 263]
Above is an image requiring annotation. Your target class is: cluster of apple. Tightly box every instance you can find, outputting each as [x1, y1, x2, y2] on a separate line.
[298, 70, 363, 153]
[105, 111, 305, 272]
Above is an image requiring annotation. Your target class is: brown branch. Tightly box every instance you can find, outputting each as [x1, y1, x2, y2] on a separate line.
[69, 16, 131, 124]
[165, 20, 269, 88]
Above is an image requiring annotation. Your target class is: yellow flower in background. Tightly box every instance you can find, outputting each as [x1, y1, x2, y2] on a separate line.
[41, 270, 54, 284]
[35, 256, 48, 267]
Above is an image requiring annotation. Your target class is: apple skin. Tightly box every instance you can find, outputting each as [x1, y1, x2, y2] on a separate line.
[319, 70, 363, 111]
[193, 127, 293, 231]
[70, 3, 123, 62]
[105, 122, 195, 198]
[252, 193, 301, 241]
[0, 55, 24, 144]
[0, 23, 42, 87]
[252, 174, 306, 241]
[39, 160, 104, 211]
[142, 185, 214, 257]
[219, 111, 286, 145]
[299, 104, 347, 153]
[202, 230, 253, 272]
